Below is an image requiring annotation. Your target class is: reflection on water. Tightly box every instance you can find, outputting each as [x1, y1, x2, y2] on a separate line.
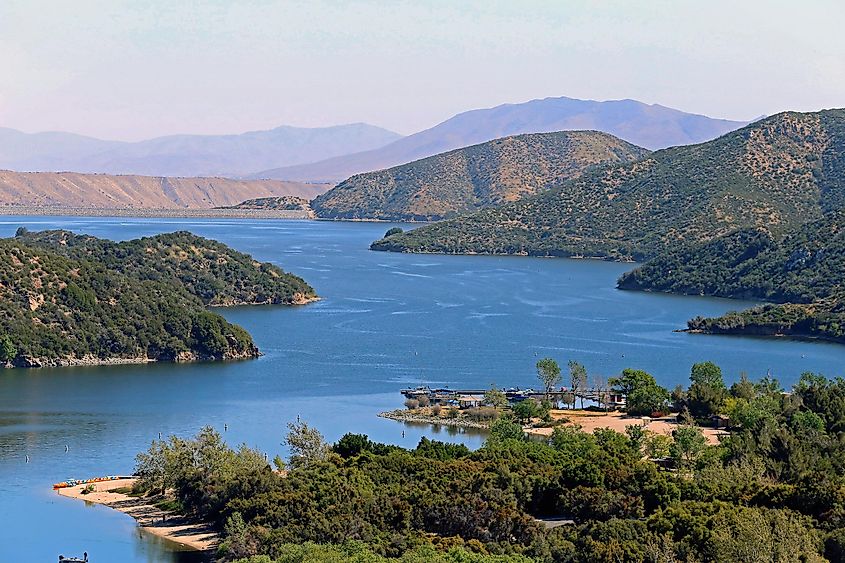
[0, 216, 843, 561]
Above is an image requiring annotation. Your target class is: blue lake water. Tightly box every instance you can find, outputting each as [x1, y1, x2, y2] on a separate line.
[1, 216, 844, 562]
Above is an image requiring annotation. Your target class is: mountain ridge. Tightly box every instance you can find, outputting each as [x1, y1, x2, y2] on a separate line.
[0, 123, 401, 178]
[255, 96, 748, 182]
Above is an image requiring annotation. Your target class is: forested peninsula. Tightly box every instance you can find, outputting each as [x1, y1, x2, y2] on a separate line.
[619, 212, 845, 342]
[0, 229, 316, 367]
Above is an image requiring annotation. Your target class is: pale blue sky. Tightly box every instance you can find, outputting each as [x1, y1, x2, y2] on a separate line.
[1, 0, 843, 140]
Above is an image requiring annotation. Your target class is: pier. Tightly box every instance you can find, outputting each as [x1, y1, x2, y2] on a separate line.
[400, 386, 625, 408]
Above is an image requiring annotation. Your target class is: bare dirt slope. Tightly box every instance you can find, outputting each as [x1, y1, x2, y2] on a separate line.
[0, 170, 331, 209]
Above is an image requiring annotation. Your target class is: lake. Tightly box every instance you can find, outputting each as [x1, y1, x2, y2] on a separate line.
[1, 216, 843, 562]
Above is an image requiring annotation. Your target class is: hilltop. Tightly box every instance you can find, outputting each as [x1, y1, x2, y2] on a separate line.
[0, 229, 316, 367]
[0, 123, 401, 177]
[0, 170, 331, 210]
[15, 229, 317, 307]
[311, 131, 649, 221]
[256, 96, 747, 182]
[373, 110, 845, 260]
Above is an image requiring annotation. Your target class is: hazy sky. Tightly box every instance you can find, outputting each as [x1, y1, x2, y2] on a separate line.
[1, 0, 843, 140]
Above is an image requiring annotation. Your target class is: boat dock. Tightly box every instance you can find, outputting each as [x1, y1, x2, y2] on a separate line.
[400, 386, 625, 408]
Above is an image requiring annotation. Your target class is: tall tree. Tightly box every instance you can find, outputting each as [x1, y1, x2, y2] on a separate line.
[568, 360, 588, 409]
[483, 383, 508, 408]
[284, 420, 330, 469]
[536, 358, 562, 401]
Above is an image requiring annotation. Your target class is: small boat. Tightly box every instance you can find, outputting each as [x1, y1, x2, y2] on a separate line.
[59, 553, 88, 562]
[53, 475, 121, 490]
[400, 386, 431, 398]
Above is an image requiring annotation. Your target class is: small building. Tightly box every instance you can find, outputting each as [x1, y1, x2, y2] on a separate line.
[710, 414, 731, 429]
[458, 395, 483, 409]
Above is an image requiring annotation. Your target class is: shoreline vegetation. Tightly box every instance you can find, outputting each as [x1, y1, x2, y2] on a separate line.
[105, 359, 845, 562]
[57, 478, 219, 552]
[1, 229, 317, 368]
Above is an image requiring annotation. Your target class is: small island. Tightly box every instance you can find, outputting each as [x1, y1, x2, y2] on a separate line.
[1, 228, 317, 368]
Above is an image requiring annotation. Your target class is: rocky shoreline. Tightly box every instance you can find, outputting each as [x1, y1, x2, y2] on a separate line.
[5, 348, 259, 369]
[378, 409, 492, 430]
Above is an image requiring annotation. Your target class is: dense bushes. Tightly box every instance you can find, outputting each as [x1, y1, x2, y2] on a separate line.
[0, 229, 316, 365]
[134, 368, 845, 562]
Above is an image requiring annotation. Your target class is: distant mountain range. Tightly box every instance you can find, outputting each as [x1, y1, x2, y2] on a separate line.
[312, 131, 650, 221]
[0, 170, 331, 209]
[0, 123, 401, 178]
[373, 109, 845, 260]
[256, 96, 748, 182]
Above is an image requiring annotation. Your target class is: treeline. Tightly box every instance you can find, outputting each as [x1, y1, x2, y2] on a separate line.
[135, 362, 845, 562]
[0, 229, 315, 366]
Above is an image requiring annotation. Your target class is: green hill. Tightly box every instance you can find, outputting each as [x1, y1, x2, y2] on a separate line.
[373, 110, 845, 260]
[0, 229, 317, 367]
[14, 229, 316, 306]
[619, 213, 845, 342]
[313, 131, 650, 221]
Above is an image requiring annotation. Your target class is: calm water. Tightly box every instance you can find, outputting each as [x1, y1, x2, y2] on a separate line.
[1, 216, 844, 562]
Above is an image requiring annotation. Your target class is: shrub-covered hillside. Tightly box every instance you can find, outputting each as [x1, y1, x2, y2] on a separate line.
[313, 131, 649, 221]
[135, 366, 845, 562]
[0, 229, 316, 367]
[15, 229, 317, 306]
[617, 211, 845, 342]
[373, 110, 845, 260]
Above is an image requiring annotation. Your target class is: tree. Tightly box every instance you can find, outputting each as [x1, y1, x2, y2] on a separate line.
[688, 361, 727, 419]
[690, 361, 726, 389]
[537, 358, 562, 400]
[643, 433, 672, 459]
[670, 423, 708, 476]
[627, 384, 670, 416]
[483, 384, 507, 408]
[568, 360, 587, 409]
[512, 400, 537, 424]
[730, 372, 755, 400]
[0, 335, 16, 362]
[592, 374, 609, 412]
[384, 227, 404, 238]
[486, 417, 526, 444]
[284, 420, 329, 469]
[625, 424, 647, 452]
[610, 368, 656, 397]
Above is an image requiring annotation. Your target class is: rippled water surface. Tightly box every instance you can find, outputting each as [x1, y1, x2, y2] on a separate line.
[1, 216, 843, 561]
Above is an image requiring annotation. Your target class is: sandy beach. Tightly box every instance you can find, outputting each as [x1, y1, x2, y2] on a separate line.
[527, 410, 727, 445]
[57, 478, 219, 552]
